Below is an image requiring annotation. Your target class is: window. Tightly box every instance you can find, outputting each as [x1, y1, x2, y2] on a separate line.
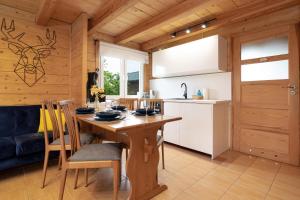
[241, 36, 289, 82]
[102, 57, 121, 96]
[241, 60, 289, 81]
[126, 60, 142, 96]
[101, 56, 143, 98]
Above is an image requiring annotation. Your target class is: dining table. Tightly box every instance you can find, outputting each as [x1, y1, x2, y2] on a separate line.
[76, 111, 182, 200]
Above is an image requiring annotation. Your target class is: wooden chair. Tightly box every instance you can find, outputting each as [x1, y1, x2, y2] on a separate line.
[117, 98, 137, 110]
[138, 98, 165, 169]
[56, 100, 122, 200]
[41, 100, 95, 188]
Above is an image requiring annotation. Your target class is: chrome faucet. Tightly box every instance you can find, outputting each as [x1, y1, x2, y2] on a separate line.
[181, 82, 187, 99]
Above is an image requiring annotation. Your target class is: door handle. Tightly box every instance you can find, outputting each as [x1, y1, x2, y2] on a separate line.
[287, 84, 297, 96]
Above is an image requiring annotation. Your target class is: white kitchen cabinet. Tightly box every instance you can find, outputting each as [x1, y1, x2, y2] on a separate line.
[152, 35, 228, 78]
[179, 104, 213, 154]
[163, 102, 180, 144]
[163, 100, 230, 159]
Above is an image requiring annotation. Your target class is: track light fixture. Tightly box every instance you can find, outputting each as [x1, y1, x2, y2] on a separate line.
[169, 18, 215, 39]
[201, 23, 207, 29]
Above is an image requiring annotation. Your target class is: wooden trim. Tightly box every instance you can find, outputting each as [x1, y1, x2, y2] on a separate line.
[288, 24, 300, 165]
[88, 0, 140, 35]
[241, 54, 289, 65]
[35, 0, 58, 25]
[95, 40, 100, 72]
[142, 0, 300, 51]
[115, 0, 211, 44]
[90, 32, 142, 51]
[232, 37, 241, 151]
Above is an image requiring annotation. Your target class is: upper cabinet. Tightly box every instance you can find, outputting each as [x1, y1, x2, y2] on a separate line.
[152, 35, 228, 78]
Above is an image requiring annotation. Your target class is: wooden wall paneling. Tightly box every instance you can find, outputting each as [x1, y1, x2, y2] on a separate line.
[95, 40, 100, 72]
[70, 13, 88, 107]
[0, 4, 71, 105]
[35, 0, 58, 25]
[87, 37, 96, 72]
[0, 0, 41, 14]
[143, 52, 152, 92]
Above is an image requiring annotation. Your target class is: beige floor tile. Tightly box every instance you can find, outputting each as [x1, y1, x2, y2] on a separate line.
[222, 181, 266, 200]
[0, 144, 299, 200]
[268, 180, 300, 200]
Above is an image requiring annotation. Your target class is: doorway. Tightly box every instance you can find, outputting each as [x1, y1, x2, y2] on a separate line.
[232, 25, 299, 165]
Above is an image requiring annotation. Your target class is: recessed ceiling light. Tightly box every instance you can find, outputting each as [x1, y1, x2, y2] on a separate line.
[185, 29, 191, 34]
[171, 32, 176, 38]
[201, 23, 207, 29]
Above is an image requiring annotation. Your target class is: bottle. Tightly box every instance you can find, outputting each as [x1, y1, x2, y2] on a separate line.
[202, 88, 209, 100]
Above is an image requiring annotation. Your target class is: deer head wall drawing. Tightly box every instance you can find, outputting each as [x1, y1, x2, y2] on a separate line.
[1, 18, 56, 87]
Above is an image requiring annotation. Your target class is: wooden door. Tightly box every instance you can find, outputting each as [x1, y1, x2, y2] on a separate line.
[233, 25, 299, 165]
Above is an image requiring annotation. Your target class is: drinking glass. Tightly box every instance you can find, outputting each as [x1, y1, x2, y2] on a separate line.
[143, 100, 149, 116]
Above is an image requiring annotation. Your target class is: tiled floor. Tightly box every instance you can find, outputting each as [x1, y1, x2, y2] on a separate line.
[1, 143, 300, 200]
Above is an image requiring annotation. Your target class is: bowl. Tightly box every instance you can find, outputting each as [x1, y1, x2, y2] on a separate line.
[96, 111, 121, 119]
[111, 105, 126, 111]
[135, 109, 155, 115]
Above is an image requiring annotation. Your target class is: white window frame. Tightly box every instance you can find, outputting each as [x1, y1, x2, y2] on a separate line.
[125, 60, 144, 98]
[100, 56, 144, 99]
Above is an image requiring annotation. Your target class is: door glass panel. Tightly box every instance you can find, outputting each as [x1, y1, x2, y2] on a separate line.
[241, 36, 288, 60]
[102, 56, 121, 95]
[241, 60, 288, 81]
[126, 60, 141, 95]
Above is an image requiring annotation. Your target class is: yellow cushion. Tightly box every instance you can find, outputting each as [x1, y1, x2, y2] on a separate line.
[38, 109, 66, 132]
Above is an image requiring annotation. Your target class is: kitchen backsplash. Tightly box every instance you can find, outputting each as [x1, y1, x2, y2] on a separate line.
[150, 72, 231, 100]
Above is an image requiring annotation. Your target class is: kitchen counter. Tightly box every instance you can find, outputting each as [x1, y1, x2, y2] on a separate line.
[163, 99, 230, 104]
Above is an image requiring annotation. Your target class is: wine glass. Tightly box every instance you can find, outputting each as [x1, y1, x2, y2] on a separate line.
[105, 100, 112, 111]
[143, 100, 149, 116]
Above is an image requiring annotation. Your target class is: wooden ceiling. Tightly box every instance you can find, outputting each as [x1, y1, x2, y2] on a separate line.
[0, 0, 298, 51]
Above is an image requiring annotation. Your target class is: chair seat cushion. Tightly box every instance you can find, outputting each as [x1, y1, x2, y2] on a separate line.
[0, 137, 16, 159]
[51, 133, 95, 146]
[69, 143, 122, 162]
[14, 133, 45, 156]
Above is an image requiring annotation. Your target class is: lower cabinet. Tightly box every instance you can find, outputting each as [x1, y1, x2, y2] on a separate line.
[164, 101, 230, 159]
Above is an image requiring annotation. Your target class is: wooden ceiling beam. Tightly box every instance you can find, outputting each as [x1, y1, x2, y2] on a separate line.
[88, 0, 140, 36]
[90, 31, 143, 51]
[36, 0, 58, 25]
[114, 0, 211, 44]
[141, 0, 300, 51]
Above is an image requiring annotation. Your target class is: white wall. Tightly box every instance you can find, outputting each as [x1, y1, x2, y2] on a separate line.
[150, 72, 231, 100]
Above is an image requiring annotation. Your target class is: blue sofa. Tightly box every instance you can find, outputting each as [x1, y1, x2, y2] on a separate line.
[0, 105, 51, 171]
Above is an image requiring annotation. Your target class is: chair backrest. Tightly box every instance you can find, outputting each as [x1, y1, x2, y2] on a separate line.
[41, 100, 59, 145]
[56, 100, 80, 163]
[137, 98, 164, 114]
[118, 98, 137, 110]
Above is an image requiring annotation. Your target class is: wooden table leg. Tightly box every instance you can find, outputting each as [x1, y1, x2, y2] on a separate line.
[125, 124, 167, 200]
